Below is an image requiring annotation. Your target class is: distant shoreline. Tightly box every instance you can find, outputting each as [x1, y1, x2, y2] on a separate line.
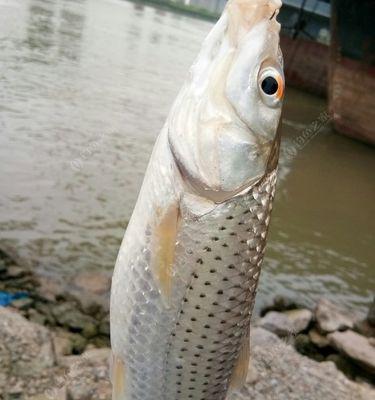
[125, 0, 220, 22]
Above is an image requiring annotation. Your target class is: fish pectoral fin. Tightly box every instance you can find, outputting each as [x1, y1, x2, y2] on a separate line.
[151, 201, 180, 306]
[111, 353, 126, 399]
[228, 331, 250, 392]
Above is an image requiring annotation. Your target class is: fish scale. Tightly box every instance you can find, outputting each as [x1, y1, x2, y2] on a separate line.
[111, 168, 277, 400]
[164, 171, 276, 400]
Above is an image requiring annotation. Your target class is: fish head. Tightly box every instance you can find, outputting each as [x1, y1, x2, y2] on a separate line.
[168, 0, 284, 203]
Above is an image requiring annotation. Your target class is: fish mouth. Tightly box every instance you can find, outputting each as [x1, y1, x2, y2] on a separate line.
[268, 6, 282, 34]
[269, 4, 282, 21]
[226, 0, 282, 36]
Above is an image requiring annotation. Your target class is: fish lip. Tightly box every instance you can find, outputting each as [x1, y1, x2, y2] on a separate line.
[268, 3, 282, 32]
[269, 10, 277, 20]
[270, 4, 281, 20]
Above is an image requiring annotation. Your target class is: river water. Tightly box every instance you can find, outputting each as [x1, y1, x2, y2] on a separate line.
[0, 0, 373, 315]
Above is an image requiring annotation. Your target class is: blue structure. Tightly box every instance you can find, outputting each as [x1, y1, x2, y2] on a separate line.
[0, 291, 28, 307]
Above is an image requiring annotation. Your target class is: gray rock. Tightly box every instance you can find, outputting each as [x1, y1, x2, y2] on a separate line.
[66, 274, 110, 317]
[0, 308, 55, 378]
[326, 354, 357, 379]
[0, 339, 11, 385]
[52, 333, 74, 361]
[6, 381, 24, 399]
[99, 315, 110, 337]
[35, 276, 66, 303]
[91, 335, 111, 348]
[5, 265, 30, 279]
[262, 295, 302, 314]
[30, 388, 67, 400]
[69, 333, 88, 354]
[27, 308, 48, 325]
[73, 272, 111, 296]
[367, 297, 375, 327]
[309, 328, 330, 348]
[258, 309, 312, 337]
[5, 275, 38, 291]
[228, 327, 374, 400]
[76, 293, 108, 318]
[257, 311, 296, 337]
[51, 303, 98, 338]
[0, 262, 71, 398]
[66, 348, 111, 400]
[284, 309, 313, 332]
[354, 319, 375, 338]
[52, 330, 88, 357]
[0, 258, 7, 274]
[11, 297, 34, 310]
[315, 299, 354, 333]
[328, 330, 375, 373]
[60, 274, 110, 318]
[34, 301, 56, 325]
[295, 334, 324, 362]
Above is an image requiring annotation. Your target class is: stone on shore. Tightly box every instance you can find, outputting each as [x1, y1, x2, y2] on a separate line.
[31, 388, 67, 400]
[262, 295, 303, 314]
[51, 302, 98, 338]
[257, 311, 294, 337]
[5, 265, 30, 279]
[34, 300, 59, 326]
[258, 309, 312, 337]
[0, 308, 55, 378]
[36, 276, 66, 303]
[69, 271, 111, 317]
[228, 328, 374, 400]
[11, 297, 34, 310]
[315, 299, 354, 333]
[99, 315, 110, 336]
[367, 297, 375, 327]
[73, 272, 111, 296]
[28, 308, 48, 325]
[52, 331, 75, 361]
[325, 354, 357, 379]
[284, 309, 313, 332]
[309, 328, 330, 348]
[328, 330, 375, 373]
[65, 348, 111, 400]
[354, 319, 375, 338]
[0, 257, 7, 273]
[294, 334, 324, 362]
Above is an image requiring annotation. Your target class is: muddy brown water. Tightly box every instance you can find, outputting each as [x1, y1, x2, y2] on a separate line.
[0, 0, 374, 315]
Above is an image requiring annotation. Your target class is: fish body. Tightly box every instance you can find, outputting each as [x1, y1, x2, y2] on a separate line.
[110, 1, 284, 399]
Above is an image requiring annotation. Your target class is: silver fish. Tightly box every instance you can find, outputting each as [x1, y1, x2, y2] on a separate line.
[110, 0, 284, 399]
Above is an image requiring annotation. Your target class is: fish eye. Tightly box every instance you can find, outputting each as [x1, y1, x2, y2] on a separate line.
[261, 76, 278, 95]
[258, 67, 284, 107]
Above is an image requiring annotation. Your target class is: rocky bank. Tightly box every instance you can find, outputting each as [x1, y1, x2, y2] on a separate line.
[0, 249, 374, 399]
